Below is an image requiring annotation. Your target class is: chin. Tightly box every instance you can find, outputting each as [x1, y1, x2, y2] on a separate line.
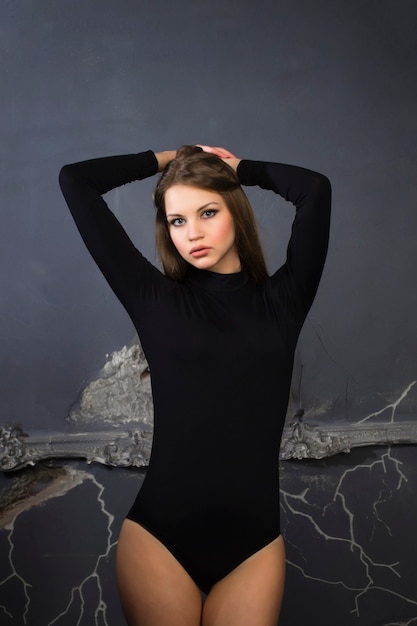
[188, 258, 215, 271]
[192, 263, 213, 272]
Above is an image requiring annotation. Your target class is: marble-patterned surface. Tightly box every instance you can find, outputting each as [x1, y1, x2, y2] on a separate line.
[280, 445, 417, 625]
[0, 462, 142, 626]
[0, 446, 416, 625]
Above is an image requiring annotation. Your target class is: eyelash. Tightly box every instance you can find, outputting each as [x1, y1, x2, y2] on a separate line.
[169, 209, 218, 227]
[170, 218, 185, 227]
[202, 209, 217, 219]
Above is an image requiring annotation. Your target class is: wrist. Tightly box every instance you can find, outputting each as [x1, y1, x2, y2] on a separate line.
[224, 158, 241, 172]
[155, 150, 177, 172]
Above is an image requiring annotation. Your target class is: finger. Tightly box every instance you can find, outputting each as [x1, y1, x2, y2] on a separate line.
[196, 145, 237, 159]
[196, 144, 217, 154]
[215, 148, 237, 159]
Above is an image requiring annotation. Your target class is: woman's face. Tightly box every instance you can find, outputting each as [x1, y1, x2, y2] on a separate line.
[164, 184, 241, 274]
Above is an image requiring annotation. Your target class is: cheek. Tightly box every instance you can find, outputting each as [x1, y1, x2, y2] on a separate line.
[168, 229, 184, 252]
[216, 216, 236, 242]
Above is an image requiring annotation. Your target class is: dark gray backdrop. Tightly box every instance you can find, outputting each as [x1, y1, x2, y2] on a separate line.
[1, 1, 416, 625]
[1, 0, 416, 429]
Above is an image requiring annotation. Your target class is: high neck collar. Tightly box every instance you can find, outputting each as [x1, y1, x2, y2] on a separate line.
[186, 266, 249, 291]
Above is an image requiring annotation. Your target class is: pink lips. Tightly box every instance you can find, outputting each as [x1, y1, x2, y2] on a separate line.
[190, 246, 211, 258]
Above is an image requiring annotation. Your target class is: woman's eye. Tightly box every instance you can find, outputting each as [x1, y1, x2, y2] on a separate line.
[202, 209, 217, 218]
[170, 218, 185, 226]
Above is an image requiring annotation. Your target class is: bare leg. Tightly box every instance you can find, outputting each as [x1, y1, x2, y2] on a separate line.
[116, 519, 203, 626]
[202, 535, 286, 626]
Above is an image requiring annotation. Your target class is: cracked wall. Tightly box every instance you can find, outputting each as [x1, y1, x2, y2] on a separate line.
[1, 449, 416, 625]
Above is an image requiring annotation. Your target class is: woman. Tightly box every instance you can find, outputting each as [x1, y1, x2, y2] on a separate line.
[59, 144, 331, 626]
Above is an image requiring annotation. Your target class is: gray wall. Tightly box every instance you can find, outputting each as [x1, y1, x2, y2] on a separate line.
[1, 1, 416, 624]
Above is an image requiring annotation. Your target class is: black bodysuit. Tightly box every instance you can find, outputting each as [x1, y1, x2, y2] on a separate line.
[59, 151, 331, 593]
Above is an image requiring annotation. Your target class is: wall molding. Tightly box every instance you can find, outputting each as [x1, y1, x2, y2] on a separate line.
[1, 417, 417, 471]
[2, 345, 415, 471]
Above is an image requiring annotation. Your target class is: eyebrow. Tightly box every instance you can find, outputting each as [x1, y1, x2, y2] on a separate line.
[166, 201, 220, 218]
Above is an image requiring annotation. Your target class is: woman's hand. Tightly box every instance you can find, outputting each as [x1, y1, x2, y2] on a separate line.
[155, 150, 177, 172]
[196, 145, 236, 159]
[197, 145, 241, 171]
[155, 146, 241, 173]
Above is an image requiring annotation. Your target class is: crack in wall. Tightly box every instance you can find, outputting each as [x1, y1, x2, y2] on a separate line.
[0, 466, 117, 625]
[281, 447, 417, 620]
[357, 380, 417, 424]
[47, 473, 116, 626]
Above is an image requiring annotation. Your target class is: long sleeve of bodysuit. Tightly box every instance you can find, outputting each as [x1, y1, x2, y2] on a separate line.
[59, 151, 162, 312]
[59, 151, 331, 323]
[237, 159, 331, 321]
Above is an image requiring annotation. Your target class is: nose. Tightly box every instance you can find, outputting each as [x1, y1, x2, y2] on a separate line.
[187, 219, 204, 241]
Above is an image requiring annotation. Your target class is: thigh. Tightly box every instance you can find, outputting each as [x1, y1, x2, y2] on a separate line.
[202, 535, 286, 626]
[116, 519, 203, 626]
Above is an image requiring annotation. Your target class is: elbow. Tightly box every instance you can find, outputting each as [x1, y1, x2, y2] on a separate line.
[58, 164, 75, 192]
[316, 172, 331, 194]
[314, 174, 332, 210]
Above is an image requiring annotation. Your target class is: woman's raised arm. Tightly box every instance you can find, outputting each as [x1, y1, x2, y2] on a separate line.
[59, 150, 165, 312]
[237, 159, 331, 320]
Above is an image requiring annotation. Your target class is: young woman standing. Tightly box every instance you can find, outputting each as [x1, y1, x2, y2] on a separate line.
[59, 144, 331, 626]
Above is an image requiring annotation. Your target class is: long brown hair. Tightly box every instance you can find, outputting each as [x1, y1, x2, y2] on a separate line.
[154, 146, 268, 283]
